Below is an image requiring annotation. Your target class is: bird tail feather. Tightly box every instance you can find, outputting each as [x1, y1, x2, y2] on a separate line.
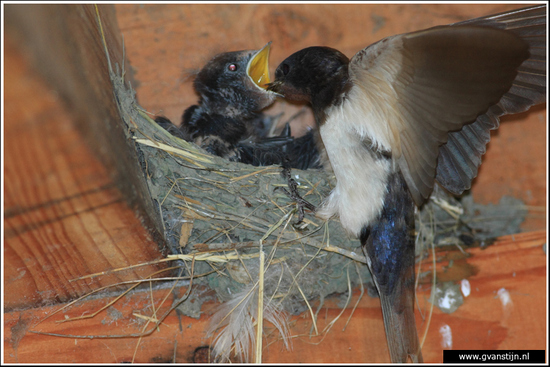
[379, 278, 423, 363]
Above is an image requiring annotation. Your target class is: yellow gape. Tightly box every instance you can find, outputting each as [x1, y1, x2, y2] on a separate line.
[247, 42, 271, 89]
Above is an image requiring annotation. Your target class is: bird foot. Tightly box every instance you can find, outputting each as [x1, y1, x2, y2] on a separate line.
[279, 162, 316, 225]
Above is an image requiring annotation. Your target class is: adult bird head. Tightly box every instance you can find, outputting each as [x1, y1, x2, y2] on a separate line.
[194, 42, 278, 118]
[267, 47, 351, 114]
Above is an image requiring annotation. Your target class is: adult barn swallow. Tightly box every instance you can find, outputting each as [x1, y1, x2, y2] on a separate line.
[268, 5, 546, 363]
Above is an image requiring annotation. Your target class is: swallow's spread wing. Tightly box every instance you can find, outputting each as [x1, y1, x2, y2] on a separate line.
[436, 5, 547, 195]
[349, 22, 534, 206]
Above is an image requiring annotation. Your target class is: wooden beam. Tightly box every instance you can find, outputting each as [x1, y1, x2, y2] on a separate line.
[3, 32, 164, 310]
[4, 4, 164, 243]
[4, 231, 546, 363]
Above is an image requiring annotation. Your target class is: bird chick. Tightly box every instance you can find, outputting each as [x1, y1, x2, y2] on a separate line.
[156, 43, 322, 170]
[156, 43, 276, 159]
[268, 5, 546, 363]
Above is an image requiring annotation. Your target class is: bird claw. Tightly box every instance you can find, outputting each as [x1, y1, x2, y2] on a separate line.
[278, 162, 316, 226]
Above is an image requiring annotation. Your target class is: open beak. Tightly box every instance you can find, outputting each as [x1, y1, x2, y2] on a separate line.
[247, 42, 272, 90]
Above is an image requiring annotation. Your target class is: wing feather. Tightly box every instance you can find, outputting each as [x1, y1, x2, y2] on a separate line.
[436, 5, 546, 195]
[349, 7, 544, 205]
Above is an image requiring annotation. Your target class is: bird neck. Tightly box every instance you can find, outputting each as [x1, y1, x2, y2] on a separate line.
[312, 76, 352, 127]
[200, 95, 257, 121]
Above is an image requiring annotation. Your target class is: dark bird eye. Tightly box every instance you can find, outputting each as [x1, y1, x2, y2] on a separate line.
[281, 63, 290, 76]
[228, 64, 238, 72]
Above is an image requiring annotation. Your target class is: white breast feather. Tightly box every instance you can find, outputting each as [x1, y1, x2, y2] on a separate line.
[316, 37, 409, 235]
[317, 100, 391, 236]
